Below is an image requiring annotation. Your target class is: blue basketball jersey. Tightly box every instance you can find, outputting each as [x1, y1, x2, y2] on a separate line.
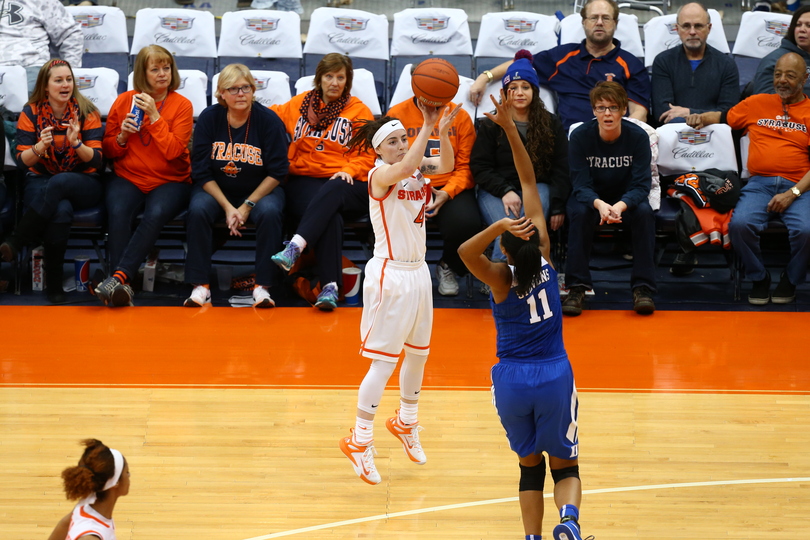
[491, 257, 567, 363]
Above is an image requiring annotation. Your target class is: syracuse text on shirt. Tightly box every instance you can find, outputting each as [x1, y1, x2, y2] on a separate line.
[757, 115, 809, 133]
[585, 155, 633, 168]
[292, 116, 353, 145]
[210, 142, 264, 165]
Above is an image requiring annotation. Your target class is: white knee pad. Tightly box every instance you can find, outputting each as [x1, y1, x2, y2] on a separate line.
[400, 351, 428, 400]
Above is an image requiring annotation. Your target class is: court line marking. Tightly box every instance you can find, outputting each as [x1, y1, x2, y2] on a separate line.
[242, 476, 810, 539]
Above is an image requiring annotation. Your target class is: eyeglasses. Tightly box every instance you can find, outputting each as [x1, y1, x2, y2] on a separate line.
[594, 105, 620, 113]
[678, 23, 708, 31]
[225, 85, 253, 95]
[586, 15, 615, 23]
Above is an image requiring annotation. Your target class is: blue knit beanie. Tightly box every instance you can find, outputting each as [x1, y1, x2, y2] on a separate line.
[502, 50, 539, 89]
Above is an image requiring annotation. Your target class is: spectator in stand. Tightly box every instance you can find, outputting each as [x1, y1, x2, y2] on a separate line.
[184, 64, 289, 308]
[468, 0, 650, 131]
[652, 2, 740, 125]
[0, 0, 84, 93]
[751, 6, 810, 96]
[564, 82, 656, 316]
[269, 53, 375, 311]
[95, 45, 193, 307]
[687, 52, 810, 305]
[471, 50, 569, 264]
[46, 439, 130, 540]
[386, 91, 480, 296]
[0, 59, 103, 304]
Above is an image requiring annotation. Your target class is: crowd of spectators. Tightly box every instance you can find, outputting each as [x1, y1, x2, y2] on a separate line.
[1, 0, 809, 309]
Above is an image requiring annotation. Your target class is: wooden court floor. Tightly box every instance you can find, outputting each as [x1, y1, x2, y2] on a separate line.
[1, 306, 809, 539]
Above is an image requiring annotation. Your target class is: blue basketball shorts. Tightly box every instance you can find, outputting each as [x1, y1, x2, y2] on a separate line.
[491, 358, 579, 460]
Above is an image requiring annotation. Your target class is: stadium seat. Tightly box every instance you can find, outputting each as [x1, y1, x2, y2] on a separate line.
[388, 63, 476, 120]
[65, 5, 129, 93]
[559, 12, 645, 60]
[130, 8, 217, 86]
[655, 122, 738, 177]
[0, 65, 29, 115]
[642, 10, 730, 69]
[731, 11, 793, 91]
[73, 67, 120, 118]
[304, 7, 389, 110]
[212, 70, 292, 109]
[218, 9, 303, 95]
[474, 11, 559, 73]
[390, 8, 474, 96]
[295, 68, 381, 116]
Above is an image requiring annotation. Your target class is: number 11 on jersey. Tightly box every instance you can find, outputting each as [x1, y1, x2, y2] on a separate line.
[526, 289, 553, 324]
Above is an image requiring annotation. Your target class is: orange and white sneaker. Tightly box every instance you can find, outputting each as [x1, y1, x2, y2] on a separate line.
[386, 412, 426, 465]
[339, 431, 381, 485]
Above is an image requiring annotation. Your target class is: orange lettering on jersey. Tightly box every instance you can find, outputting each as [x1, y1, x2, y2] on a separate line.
[213, 142, 226, 160]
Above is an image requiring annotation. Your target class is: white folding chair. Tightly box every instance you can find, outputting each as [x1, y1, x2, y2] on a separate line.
[73, 67, 120, 118]
[474, 11, 559, 73]
[303, 7, 389, 107]
[221, 70, 292, 108]
[476, 81, 556, 119]
[388, 63, 476, 120]
[0, 65, 29, 115]
[65, 5, 129, 92]
[390, 8, 474, 94]
[218, 9, 302, 87]
[731, 11, 793, 90]
[642, 10, 730, 69]
[295, 68, 381, 116]
[128, 69, 208, 118]
[130, 8, 217, 83]
[655, 123, 738, 176]
[559, 12, 645, 60]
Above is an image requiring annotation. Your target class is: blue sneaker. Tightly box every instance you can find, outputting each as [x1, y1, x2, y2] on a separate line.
[315, 282, 339, 311]
[271, 241, 301, 272]
[553, 520, 593, 540]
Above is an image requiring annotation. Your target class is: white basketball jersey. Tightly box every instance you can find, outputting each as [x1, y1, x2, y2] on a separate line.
[369, 163, 430, 263]
[67, 504, 116, 540]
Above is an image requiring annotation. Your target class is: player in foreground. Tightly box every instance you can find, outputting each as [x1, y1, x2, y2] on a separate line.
[458, 91, 591, 540]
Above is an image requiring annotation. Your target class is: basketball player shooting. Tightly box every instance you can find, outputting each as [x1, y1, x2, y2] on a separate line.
[338, 101, 460, 485]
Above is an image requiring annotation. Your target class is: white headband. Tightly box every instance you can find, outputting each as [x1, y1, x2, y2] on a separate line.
[371, 120, 404, 149]
[103, 449, 124, 491]
[79, 448, 124, 506]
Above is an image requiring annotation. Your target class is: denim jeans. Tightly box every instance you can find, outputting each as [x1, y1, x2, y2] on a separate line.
[23, 171, 103, 245]
[24, 172, 103, 224]
[184, 184, 285, 287]
[106, 176, 191, 280]
[477, 184, 550, 262]
[565, 197, 657, 292]
[728, 175, 810, 285]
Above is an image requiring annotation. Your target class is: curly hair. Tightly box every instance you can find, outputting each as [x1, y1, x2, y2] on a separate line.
[61, 439, 116, 502]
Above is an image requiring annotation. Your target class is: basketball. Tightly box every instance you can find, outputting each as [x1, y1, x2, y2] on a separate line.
[411, 59, 460, 108]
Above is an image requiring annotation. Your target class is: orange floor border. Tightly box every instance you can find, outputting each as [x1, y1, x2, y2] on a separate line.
[1, 306, 808, 393]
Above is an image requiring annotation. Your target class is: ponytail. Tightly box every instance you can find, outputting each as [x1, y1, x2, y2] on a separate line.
[61, 439, 116, 501]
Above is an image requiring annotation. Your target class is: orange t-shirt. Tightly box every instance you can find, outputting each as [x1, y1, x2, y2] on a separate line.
[726, 93, 810, 183]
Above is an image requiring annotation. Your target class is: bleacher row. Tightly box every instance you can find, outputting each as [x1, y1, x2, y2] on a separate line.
[0, 4, 793, 300]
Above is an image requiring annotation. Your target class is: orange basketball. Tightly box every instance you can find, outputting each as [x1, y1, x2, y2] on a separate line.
[411, 58, 460, 108]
